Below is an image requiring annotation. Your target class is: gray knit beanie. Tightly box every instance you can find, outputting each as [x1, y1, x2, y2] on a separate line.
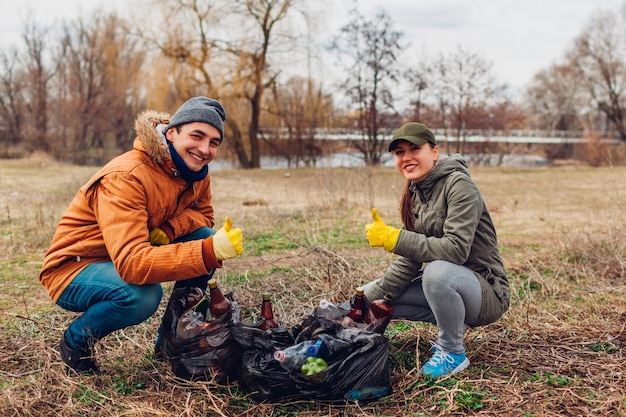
[165, 96, 227, 141]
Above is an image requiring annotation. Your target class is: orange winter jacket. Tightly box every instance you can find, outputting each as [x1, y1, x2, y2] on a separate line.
[40, 110, 220, 302]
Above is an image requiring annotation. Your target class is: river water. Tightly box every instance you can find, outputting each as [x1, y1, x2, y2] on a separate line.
[209, 152, 551, 171]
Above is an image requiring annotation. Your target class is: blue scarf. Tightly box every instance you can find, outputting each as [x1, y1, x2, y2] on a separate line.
[168, 141, 209, 182]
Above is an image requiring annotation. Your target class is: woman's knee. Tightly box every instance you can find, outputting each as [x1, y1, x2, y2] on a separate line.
[422, 261, 453, 289]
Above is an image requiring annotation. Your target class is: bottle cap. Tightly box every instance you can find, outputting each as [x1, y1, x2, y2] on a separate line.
[208, 278, 218, 289]
[306, 345, 319, 356]
[262, 292, 271, 301]
[273, 350, 286, 361]
[355, 286, 364, 296]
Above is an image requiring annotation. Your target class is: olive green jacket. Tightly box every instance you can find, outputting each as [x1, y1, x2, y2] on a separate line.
[364, 154, 510, 326]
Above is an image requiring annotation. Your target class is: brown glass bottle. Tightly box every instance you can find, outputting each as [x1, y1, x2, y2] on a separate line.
[208, 278, 230, 318]
[366, 294, 394, 333]
[347, 286, 366, 323]
[256, 292, 279, 330]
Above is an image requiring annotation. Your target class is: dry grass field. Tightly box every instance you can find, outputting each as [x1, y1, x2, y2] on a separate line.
[0, 157, 625, 416]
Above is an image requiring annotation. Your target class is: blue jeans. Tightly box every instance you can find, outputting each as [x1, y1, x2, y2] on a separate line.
[57, 227, 216, 351]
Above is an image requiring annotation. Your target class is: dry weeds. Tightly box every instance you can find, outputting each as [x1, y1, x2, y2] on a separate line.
[1, 160, 625, 416]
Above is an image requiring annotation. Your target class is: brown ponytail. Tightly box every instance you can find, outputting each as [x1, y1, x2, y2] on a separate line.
[400, 179, 414, 232]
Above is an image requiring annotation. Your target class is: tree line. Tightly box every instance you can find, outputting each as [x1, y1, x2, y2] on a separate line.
[1, 0, 625, 168]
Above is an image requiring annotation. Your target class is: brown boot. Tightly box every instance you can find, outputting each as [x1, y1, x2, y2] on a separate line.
[59, 334, 101, 375]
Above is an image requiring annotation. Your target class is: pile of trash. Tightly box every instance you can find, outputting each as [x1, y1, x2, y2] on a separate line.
[160, 282, 393, 403]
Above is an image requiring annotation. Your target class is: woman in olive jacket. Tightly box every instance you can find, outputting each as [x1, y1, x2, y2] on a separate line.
[363, 122, 509, 378]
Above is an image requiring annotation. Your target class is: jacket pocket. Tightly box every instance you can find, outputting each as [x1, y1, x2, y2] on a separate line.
[475, 269, 510, 326]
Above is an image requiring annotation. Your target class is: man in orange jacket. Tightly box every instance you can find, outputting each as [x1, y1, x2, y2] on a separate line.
[40, 97, 243, 375]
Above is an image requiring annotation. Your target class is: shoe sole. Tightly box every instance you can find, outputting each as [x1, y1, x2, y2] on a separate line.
[449, 358, 470, 376]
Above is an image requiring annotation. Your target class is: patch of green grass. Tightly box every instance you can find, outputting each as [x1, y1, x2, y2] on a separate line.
[245, 232, 299, 255]
[389, 345, 416, 370]
[589, 342, 617, 353]
[413, 378, 488, 412]
[527, 371, 574, 386]
[454, 387, 487, 411]
[269, 266, 294, 274]
[385, 321, 416, 336]
[510, 272, 543, 298]
[220, 272, 255, 286]
[112, 375, 145, 395]
[272, 401, 318, 416]
[75, 384, 106, 405]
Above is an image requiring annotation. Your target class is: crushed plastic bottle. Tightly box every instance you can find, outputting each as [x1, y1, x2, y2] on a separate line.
[306, 334, 352, 359]
[273, 340, 315, 372]
[306, 339, 328, 358]
[176, 310, 208, 338]
[316, 299, 343, 321]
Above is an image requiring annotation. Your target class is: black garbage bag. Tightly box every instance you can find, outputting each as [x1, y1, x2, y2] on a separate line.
[161, 287, 243, 383]
[230, 324, 297, 401]
[233, 301, 392, 402]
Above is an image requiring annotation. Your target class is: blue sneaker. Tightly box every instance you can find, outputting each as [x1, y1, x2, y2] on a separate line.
[420, 342, 469, 378]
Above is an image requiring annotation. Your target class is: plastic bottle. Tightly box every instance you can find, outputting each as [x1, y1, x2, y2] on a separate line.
[176, 310, 208, 338]
[273, 340, 315, 372]
[306, 339, 329, 358]
[256, 292, 279, 330]
[366, 294, 394, 333]
[189, 294, 209, 320]
[347, 286, 366, 323]
[316, 299, 343, 320]
[207, 278, 230, 318]
[306, 334, 352, 359]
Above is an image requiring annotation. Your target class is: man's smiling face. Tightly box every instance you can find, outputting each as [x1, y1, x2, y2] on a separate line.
[166, 122, 221, 172]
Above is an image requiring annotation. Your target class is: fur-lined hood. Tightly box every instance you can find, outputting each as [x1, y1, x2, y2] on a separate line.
[133, 110, 172, 164]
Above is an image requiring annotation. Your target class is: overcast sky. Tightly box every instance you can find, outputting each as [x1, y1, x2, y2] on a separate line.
[2, 0, 624, 94]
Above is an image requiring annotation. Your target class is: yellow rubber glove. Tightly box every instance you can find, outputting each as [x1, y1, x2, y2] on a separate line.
[212, 217, 243, 260]
[365, 208, 401, 252]
[149, 227, 171, 246]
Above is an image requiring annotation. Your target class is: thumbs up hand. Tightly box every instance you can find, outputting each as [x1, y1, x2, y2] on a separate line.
[212, 217, 243, 261]
[365, 208, 400, 252]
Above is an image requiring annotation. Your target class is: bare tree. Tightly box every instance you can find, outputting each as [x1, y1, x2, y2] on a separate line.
[525, 64, 583, 131]
[567, 8, 626, 141]
[56, 16, 107, 163]
[330, 8, 403, 165]
[142, 0, 307, 169]
[267, 75, 334, 167]
[224, 0, 305, 169]
[50, 11, 145, 164]
[428, 45, 505, 154]
[405, 57, 430, 122]
[95, 13, 147, 153]
[0, 48, 26, 157]
[22, 22, 56, 153]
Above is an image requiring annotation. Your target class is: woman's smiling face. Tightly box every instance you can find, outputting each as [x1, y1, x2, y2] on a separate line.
[391, 140, 439, 182]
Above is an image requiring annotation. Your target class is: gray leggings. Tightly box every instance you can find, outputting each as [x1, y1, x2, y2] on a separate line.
[363, 260, 482, 354]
